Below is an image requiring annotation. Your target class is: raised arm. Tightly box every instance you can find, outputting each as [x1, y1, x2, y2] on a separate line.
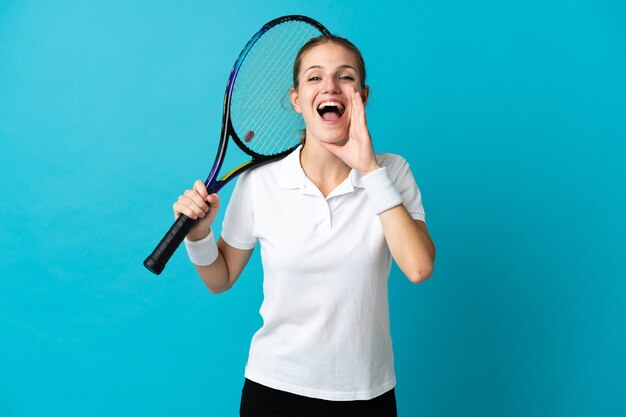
[321, 89, 435, 283]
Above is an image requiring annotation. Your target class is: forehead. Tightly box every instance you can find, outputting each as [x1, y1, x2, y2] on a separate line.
[299, 42, 359, 71]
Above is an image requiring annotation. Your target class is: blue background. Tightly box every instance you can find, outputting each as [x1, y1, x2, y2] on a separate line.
[1, 1, 625, 416]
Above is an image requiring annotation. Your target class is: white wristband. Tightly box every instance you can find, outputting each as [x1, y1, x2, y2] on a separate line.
[361, 167, 404, 215]
[184, 230, 219, 266]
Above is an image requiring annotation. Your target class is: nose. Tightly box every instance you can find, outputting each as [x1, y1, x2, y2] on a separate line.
[322, 77, 340, 94]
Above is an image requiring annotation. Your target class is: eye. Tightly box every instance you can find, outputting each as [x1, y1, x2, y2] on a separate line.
[339, 75, 355, 81]
[307, 76, 321, 82]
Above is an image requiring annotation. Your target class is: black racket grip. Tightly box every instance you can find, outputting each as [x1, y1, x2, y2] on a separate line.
[144, 214, 196, 275]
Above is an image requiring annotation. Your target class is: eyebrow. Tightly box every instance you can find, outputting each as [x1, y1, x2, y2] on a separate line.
[303, 64, 357, 73]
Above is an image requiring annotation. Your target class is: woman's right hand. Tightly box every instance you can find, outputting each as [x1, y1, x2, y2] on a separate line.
[173, 180, 220, 241]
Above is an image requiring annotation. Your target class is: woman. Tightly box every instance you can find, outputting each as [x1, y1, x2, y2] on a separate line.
[176, 35, 436, 417]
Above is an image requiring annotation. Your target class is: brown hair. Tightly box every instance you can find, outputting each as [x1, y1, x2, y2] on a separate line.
[292, 35, 367, 90]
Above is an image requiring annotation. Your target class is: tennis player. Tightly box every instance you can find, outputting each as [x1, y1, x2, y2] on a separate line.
[174, 35, 436, 417]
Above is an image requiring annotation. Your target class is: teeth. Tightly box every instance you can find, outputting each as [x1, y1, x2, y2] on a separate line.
[318, 101, 345, 111]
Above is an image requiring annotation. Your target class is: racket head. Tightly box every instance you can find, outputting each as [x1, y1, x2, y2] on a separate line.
[226, 16, 331, 159]
[144, 16, 330, 275]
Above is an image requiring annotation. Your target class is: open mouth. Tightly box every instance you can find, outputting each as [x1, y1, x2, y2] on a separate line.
[317, 101, 346, 122]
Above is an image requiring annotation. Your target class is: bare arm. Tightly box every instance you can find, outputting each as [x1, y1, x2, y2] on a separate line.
[314, 89, 436, 284]
[174, 180, 253, 294]
[193, 237, 253, 294]
[379, 208, 436, 284]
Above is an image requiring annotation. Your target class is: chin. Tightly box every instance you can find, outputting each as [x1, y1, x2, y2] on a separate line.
[316, 126, 349, 144]
[320, 135, 349, 145]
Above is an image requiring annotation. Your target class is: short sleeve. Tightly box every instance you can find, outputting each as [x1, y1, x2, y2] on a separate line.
[380, 155, 426, 222]
[221, 172, 258, 250]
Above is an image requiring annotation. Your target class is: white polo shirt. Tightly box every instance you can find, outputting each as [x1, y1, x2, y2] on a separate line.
[221, 145, 425, 401]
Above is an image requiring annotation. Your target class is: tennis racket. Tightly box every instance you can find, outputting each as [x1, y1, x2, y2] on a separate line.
[144, 15, 330, 275]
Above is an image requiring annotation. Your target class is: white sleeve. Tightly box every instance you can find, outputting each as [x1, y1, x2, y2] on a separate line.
[383, 155, 426, 222]
[220, 172, 258, 250]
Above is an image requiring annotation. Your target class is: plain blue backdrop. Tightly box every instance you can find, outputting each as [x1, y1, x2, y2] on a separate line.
[1, 1, 625, 416]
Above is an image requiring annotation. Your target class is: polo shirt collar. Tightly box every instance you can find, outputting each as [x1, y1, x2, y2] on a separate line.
[277, 145, 365, 193]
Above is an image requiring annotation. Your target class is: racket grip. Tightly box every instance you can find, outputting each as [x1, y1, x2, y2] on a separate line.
[143, 214, 196, 275]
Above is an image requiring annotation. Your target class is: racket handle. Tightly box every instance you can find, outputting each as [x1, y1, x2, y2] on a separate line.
[143, 214, 195, 275]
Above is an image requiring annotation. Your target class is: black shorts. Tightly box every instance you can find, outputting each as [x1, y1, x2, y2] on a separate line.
[240, 378, 398, 417]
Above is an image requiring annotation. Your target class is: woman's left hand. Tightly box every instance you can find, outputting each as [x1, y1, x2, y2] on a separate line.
[320, 88, 381, 175]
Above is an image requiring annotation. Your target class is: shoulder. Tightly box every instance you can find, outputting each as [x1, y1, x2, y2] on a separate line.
[374, 153, 411, 180]
[249, 152, 293, 180]
[233, 148, 298, 190]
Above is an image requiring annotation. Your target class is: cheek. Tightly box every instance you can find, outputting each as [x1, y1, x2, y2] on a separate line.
[298, 92, 315, 113]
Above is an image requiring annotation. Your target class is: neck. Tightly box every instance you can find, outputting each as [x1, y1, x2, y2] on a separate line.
[300, 137, 351, 195]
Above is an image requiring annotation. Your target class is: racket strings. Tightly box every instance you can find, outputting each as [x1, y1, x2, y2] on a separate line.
[233, 27, 304, 151]
[247, 26, 309, 142]
[240, 28, 294, 91]
[230, 21, 324, 156]
[236, 24, 305, 105]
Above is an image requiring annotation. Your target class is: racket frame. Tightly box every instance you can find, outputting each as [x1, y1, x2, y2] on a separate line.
[144, 15, 330, 275]
[205, 15, 330, 194]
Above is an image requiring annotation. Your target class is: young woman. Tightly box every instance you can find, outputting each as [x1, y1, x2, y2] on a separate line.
[175, 35, 436, 417]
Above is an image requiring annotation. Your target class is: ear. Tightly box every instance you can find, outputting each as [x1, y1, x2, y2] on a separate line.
[361, 86, 370, 106]
[290, 88, 302, 114]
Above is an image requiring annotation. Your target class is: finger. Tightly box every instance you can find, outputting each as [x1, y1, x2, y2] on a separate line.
[206, 193, 220, 208]
[184, 189, 210, 213]
[354, 89, 367, 126]
[350, 89, 358, 122]
[193, 180, 209, 199]
[349, 92, 359, 136]
[176, 193, 207, 219]
[350, 89, 362, 128]
[173, 200, 203, 220]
